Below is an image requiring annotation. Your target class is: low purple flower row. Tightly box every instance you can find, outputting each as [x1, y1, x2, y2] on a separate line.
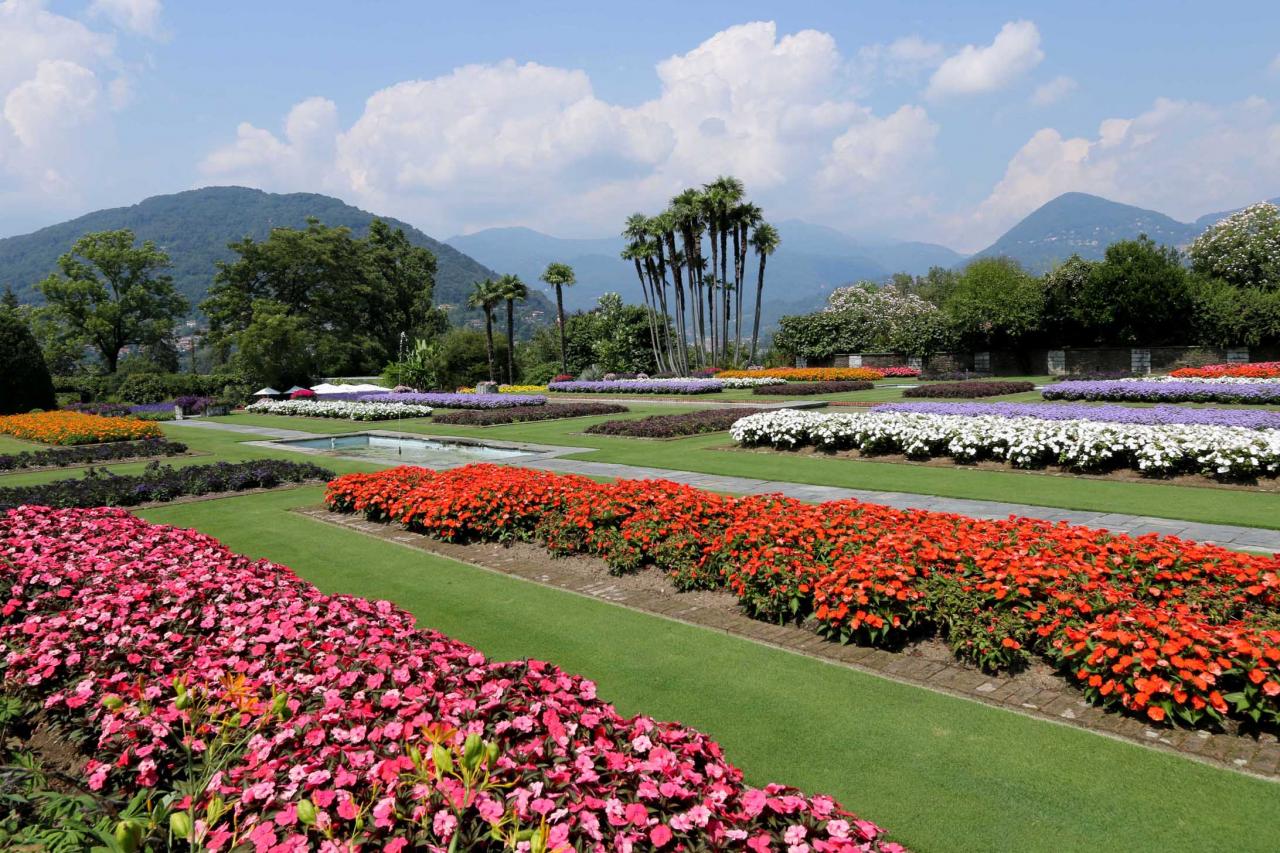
[1043, 380, 1280, 405]
[354, 392, 547, 409]
[875, 401, 1280, 429]
[548, 380, 724, 394]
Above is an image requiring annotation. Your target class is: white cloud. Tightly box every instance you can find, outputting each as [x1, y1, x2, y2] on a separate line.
[856, 35, 946, 84]
[926, 21, 1044, 99]
[949, 96, 1280, 251]
[202, 21, 939, 236]
[88, 0, 163, 37]
[1030, 75, 1076, 106]
[4, 59, 100, 147]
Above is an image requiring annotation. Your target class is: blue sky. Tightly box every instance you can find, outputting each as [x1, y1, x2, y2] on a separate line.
[2, 1, 1278, 250]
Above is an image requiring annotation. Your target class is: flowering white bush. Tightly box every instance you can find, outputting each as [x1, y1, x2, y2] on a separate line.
[1189, 202, 1280, 288]
[731, 409, 1280, 480]
[245, 399, 433, 420]
[719, 376, 788, 388]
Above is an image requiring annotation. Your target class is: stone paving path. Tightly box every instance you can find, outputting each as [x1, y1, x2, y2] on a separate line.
[300, 506, 1280, 780]
[181, 417, 1280, 552]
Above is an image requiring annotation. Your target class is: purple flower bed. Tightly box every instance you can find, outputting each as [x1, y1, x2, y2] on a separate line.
[752, 381, 873, 396]
[1046, 371, 1135, 382]
[585, 407, 773, 437]
[432, 402, 628, 426]
[1042, 381, 1280, 405]
[0, 459, 333, 511]
[875, 401, 1280, 429]
[548, 379, 723, 394]
[66, 402, 132, 417]
[904, 380, 1035, 399]
[128, 402, 175, 414]
[0, 438, 188, 472]
[356, 392, 546, 408]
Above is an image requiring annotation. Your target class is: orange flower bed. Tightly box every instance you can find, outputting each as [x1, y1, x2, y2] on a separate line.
[1171, 361, 1280, 379]
[328, 464, 1280, 730]
[0, 410, 162, 445]
[718, 367, 887, 382]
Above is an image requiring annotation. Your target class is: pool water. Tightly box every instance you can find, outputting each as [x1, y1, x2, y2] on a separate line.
[280, 433, 534, 464]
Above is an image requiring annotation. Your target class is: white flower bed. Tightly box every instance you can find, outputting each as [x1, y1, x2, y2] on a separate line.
[730, 409, 1280, 480]
[245, 399, 434, 421]
[718, 376, 788, 388]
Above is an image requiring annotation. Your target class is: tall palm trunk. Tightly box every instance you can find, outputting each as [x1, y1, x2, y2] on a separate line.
[633, 257, 666, 373]
[483, 309, 496, 382]
[707, 223, 719, 362]
[733, 223, 745, 364]
[504, 298, 515, 384]
[661, 233, 689, 374]
[720, 228, 730, 362]
[554, 285, 567, 373]
[749, 253, 767, 365]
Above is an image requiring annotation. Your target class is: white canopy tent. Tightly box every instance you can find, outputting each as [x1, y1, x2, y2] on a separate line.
[252, 387, 280, 397]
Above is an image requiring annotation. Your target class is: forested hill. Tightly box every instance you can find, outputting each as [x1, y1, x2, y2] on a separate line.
[0, 186, 552, 324]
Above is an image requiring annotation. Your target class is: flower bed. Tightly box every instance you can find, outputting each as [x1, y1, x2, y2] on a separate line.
[432, 402, 628, 426]
[1043, 380, 1280, 404]
[548, 379, 724, 395]
[0, 438, 188, 472]
[0, 506, 898, 852]
[753, 381, 873, 396]
[0, 411, 163, 445]
[585, 407, 773, 438]
[1172, 361, 1280, 379]
[327, 464, 1280, 730]
[0, 459, 333, 511]
[359, 392, 547, 408]
[903, 381, 1035, 399]
[244, 399, 435, 420]
[877, 366, 920, 377]
[717, 367, 888, 382]
[730, 408, 1280, 480]
[719, 376, 788, 388]
[875, 402, 1280, 430]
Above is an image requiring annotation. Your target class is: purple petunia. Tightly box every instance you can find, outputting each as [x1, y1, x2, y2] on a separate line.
[875, 401, 1280, 430]
[548, 380, 723, 395]
[1042, 380, 1280, 405]
[355, 392, 546, 409]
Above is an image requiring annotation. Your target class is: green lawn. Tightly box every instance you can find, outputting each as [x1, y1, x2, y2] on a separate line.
[196, 412, 1280, 530]
[138, 487, 1280, 853]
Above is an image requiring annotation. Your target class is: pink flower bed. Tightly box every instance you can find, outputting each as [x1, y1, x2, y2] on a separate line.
[0, 505, 900, 852]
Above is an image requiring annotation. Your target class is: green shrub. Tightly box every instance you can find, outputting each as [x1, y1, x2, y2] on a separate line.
[0, 311, 57, 414]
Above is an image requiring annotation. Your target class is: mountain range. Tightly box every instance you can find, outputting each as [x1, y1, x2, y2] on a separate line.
[2, 186, 1277, 330]
[0, 186, 553, 327]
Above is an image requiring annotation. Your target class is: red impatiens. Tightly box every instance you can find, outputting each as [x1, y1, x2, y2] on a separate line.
[327, 465, 1280, 731]
[0, 505, 900, 852]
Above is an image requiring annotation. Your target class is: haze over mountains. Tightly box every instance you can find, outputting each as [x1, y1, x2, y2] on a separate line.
[1, 187, 1277, 329]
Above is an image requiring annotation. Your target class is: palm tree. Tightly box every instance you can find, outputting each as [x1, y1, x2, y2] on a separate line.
[732, 202, 762, 362]
[539, 262, 576, 373]
[466, 278, 502, 382]
[748, 222, 780, 365]
[705, 176, 745, 361]
[495, 273, 528, 384]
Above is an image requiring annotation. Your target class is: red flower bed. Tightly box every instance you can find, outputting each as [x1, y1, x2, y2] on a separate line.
[0, 505, 898, 852]
[1171, 361, 1280, 379]
[327, 465, 1280, 730]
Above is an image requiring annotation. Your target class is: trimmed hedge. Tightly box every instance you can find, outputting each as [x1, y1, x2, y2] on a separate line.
[753, 381, 873, 396]
[432, 402, 628, 426]
[903, 380, 1035, 399]
[0, 438, 188, 472]
[0, 459, 333, 511]
[0, 311, 56, 414]
[585, 407, 773, 437]
[53, 372, 250, 404]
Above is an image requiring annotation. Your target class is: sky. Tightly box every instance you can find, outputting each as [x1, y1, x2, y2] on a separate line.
[1, 1, 1279, 252]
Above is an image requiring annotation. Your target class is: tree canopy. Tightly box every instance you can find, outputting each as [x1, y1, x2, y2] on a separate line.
[37, 230, 187, 373]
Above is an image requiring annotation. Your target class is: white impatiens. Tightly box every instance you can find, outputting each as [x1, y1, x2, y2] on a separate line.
[717, 376, 788, 388]
[245, 399, 433, 421]
[730, 409, 1280, 480]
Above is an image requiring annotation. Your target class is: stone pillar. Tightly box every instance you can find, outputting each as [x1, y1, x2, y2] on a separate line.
[1227, 347, 1250, 364]
[906, 356, 922, 370]
[795, 356, 807, 368]
[1130, 348, 1151, 375]
[1046, 350, 1066, 375]
[847, 354, 863, 368]
[973, 351, 991, 373]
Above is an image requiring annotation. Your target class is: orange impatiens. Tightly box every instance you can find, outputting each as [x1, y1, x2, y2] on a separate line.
[327, 464, 1280, 731]
[1171, 361, 1280, 379]
[0, 410, 162, 445]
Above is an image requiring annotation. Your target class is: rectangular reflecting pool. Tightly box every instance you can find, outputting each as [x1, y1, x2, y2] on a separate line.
[277, 433, 537, 464]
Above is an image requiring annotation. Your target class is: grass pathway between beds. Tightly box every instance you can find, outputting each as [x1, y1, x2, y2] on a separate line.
[139, 487, 1278, 853]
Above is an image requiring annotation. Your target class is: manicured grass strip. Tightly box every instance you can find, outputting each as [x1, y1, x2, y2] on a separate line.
[141, 488, 1280, 853]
